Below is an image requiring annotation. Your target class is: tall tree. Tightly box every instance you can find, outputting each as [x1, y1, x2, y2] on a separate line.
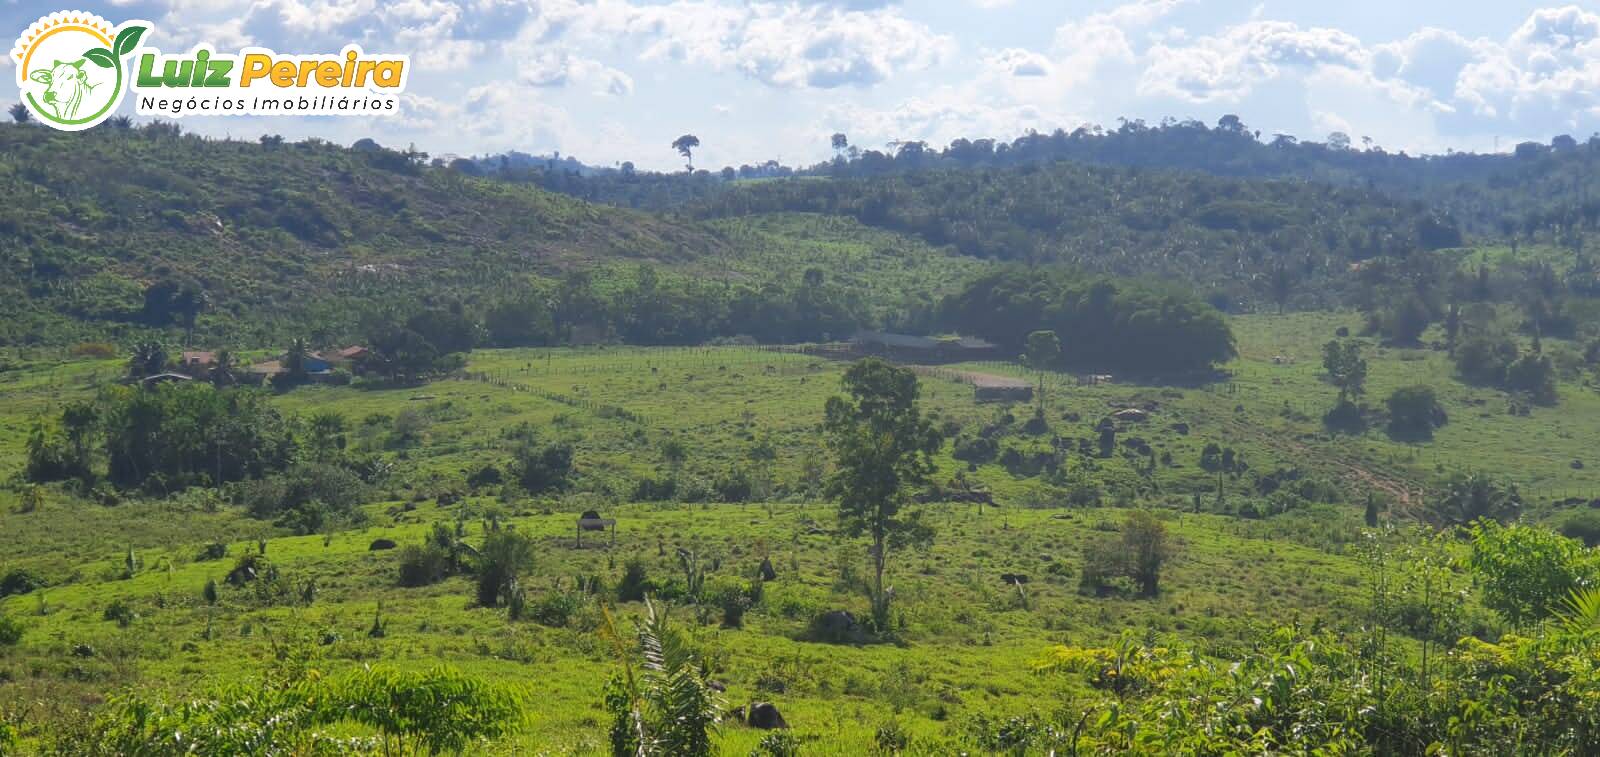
[210, 350, 237, 388]
[671, 134, 700, 172]
[1321, 340, 1368, 402]
[8, 103, 30, 124]
[1269, 263, 1294, 314]
[284, 338, 311, 381]
[823, 358, 943, 632]
[1022, 329, 1060, 409]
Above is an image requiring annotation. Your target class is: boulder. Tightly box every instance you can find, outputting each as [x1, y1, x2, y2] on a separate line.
[747, 702, 788, 730]
[809, 610, 864, 643]
[368, 538, 398, 551]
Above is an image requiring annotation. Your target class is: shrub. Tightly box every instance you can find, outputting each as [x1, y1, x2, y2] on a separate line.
[527, 591, 583, 628]
[713, 466, 754, 503]
[197, 542, 229, 561]
[1505, 353, 1558, 405]
[70, 342, 119, 358]
[397, 545, 452, 587]
[236, 464, 368, 533]
[952, 433, 999, 464]
[1078, 512, 1171, 596]
[0, 569, 46, 598]
[1078, 536, 1126, 596]
[705, 576, 758, 628]
[0, 611, 23, 645]
[616, 559, 654, 602]
[632, 474, 677, 501]
[103, 599, 138, 627]
[753, 732, 802, 757]
[474, 530, 535, 607]
[511, 441, 574, 495]
[1467, 521, 1596, 626]
[1454, 333, 1518, 386]
[466, 464, 503, 489]
[1557, 509, 1600, 548]
[320, 667, 523, 755]
[1321, 399, 1365, 434]
[1385, 385, 1445, 439]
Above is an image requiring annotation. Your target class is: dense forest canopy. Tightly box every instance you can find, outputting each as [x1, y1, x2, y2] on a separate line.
[691, 162, 1461, 309]
[938, 268, 1236, 373]
[474, 115, 1600, 242]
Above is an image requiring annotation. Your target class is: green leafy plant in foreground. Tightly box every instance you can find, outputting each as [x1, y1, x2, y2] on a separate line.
[604, 597, 721, 756]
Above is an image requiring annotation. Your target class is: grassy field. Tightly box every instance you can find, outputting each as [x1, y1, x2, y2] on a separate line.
[0, 309, 1595, 752]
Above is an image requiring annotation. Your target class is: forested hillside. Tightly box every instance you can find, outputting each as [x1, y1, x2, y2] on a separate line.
[0, 122, 724, 346]
[487, 118, 1600, 245]
[693, 162, 1461, 309]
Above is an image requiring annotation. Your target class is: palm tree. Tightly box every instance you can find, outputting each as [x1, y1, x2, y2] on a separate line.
[1559, 587, 1600, 634]
[603, 598, 721, 755]
[128, 341, 167, 378]
[210, 350, 237, 388]
[284, 338, 310, 380]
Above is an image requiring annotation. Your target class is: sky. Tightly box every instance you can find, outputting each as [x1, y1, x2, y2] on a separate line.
[5, 0, 1600, 170]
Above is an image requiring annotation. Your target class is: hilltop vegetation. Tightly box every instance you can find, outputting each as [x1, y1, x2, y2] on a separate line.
[0, 122, 735, 346]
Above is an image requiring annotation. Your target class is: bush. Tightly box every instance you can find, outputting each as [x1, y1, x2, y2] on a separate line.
[398, 545, 452, 587]
[0, 611, 23, 645]
[1454, 333, 1518, 386]
[197, 542, 229, 561]
[952, 433, 999, 464]
[70, 341, 119, 358]
[1557, 509, 1600, 548]
[1078, 536, 1126, 596]
[616, 559, 654, 602]
[1322, 399, 1365, 434]
[1467, 521, 1596, 626]
[0, 568, 46, 598]
[1078, 512, 1171, 597]
[235, 463, 368, 533]
[1386, 385, 1445, 439]
[527, 591, 583, 628]
[714, 466, 754, 503]
[706, 576, 759, 628]
[632, 474, 677, 501]
[1505, 353, 1558, 405]
[474, 530, 535, 607]
[511, 441, 574, 495]
[103, 599, 138, 627]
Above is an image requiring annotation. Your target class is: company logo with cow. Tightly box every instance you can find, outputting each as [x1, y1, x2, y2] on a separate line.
[10, 11, 146, 130]
[12, 10, 408, 131]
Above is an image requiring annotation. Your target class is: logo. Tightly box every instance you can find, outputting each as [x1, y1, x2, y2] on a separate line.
[10, 11, 148, 130]
[12, 11, 409, 131]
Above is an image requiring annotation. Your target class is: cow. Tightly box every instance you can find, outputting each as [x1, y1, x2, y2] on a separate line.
[29, 59, 96, 120]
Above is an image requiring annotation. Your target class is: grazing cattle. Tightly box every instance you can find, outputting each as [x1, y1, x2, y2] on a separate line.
[30, 59, 95, 120]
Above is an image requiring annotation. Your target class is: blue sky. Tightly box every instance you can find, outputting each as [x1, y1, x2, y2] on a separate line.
[5, 0, 1599, 169]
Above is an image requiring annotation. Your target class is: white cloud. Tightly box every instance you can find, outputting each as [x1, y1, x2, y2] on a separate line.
[518, 51, 634, 96]
[555, 0, 953, 89]
[986, 48, 1050, 77]
[1140, 20, 1369, 103]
